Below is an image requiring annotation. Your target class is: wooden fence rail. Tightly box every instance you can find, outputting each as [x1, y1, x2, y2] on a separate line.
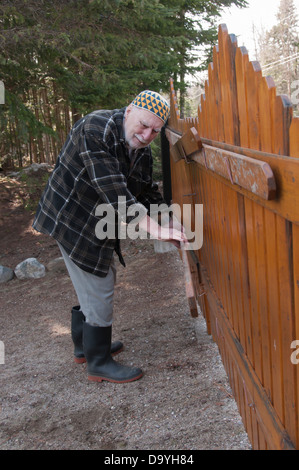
[165, 24, 299, 450]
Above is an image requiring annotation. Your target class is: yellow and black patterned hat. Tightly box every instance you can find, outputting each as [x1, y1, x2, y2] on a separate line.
[131, 90, 170, 123]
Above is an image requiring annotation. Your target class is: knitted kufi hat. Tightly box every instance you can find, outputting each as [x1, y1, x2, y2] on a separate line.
[131, 90, 170, 123]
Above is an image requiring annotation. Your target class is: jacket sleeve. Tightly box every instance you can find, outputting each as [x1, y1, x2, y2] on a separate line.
[137, 181, 167, 209]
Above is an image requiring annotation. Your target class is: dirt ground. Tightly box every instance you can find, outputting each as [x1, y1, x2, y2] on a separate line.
[0, 174, 252, 451]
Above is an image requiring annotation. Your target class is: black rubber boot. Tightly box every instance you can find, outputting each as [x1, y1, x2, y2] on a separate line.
[71, 306, 124, 364]
[83, 322, 143, 383]
[71, 306, 86, 364]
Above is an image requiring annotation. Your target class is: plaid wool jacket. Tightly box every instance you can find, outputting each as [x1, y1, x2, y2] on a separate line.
[32, 107, 166, 277]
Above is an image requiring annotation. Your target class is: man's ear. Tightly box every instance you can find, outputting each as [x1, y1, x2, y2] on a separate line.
[125, 103, 133, 119]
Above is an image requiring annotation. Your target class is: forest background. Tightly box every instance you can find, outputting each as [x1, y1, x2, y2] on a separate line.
[0, 0, 298, 179]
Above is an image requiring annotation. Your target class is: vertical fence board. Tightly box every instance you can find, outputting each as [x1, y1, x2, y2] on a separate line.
[277, 219, 297, 444]
[258, 75, 278, 406]
[291, 223, 299, 449]
[289, 117, 299, 448]
[213, 45, 225, 143]
[235, 46, 250, 148]
[258, 76, 276, 154]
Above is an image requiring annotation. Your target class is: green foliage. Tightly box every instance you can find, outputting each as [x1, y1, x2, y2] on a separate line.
[0, 0, 247, 165]
[151, 138, 163, 181]
[1, 90, 53, 139]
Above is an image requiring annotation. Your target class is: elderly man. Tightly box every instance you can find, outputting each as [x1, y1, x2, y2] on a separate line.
[33, 90, 187, 384]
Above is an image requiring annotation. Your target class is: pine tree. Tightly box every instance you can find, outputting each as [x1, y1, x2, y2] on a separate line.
[0, 0, 247, 167]
[258, 0, 299, 97]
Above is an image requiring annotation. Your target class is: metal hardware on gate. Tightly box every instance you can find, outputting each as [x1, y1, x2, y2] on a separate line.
[180, 143, 187, 162]
[184, 151, 193, 164]
[183, 193, 197, 197]
[181, 145, 193, 164]
[178, 142, 190, 164]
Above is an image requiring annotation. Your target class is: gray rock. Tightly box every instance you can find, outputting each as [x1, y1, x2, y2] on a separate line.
[9, 163, 53, 178]
[46, 257, 67, 273]
[14, 258, 46, 280]
[0, 265, 14, 283]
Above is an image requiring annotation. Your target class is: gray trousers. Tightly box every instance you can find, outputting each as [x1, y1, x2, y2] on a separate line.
[58, 243, 116, 327]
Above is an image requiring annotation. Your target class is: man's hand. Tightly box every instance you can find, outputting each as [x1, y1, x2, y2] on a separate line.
[139, 215, 188, 248]
[157, 225, 188, 248]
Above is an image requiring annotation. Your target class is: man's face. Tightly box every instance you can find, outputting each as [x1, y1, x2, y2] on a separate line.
[124, 104, 164, 150]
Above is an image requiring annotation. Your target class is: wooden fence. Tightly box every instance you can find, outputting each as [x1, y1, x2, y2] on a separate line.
[164, 24, 299, 450]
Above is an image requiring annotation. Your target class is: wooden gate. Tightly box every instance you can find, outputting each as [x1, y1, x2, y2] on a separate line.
[165, 24, 299, 450]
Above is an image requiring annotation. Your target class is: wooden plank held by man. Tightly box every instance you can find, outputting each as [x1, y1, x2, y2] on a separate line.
[180, 242, 198, 318]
